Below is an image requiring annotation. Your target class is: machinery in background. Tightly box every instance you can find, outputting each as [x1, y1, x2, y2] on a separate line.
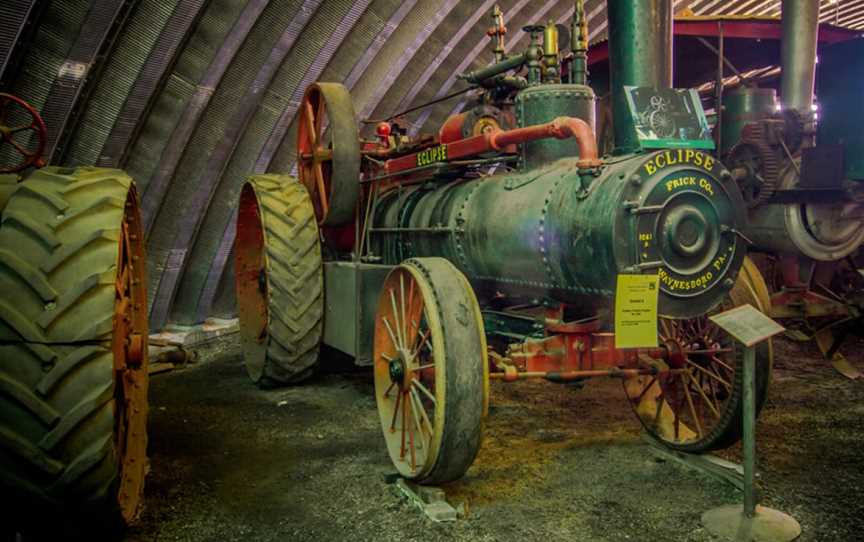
[721, 1, 864, 375]
[0, 93, 149, 537]
[235, 1, 773, 483]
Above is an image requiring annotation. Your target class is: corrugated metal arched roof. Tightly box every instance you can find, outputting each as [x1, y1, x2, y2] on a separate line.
[0, 0, 859, 330]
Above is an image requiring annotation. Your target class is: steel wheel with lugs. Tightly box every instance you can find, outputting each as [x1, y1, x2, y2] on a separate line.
[374, 257, 487, 484]
[235, 175, 323, 386]
[0, 166, 148, 536]
[624, 257, 773, 452]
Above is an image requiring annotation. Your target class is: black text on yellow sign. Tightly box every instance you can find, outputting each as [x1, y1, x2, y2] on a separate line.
[614, 273, 660, 349]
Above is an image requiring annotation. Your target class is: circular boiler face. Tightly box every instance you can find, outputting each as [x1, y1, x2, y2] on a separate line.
[630, 149, 745, 318]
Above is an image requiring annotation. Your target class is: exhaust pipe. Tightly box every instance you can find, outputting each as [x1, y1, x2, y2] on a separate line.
[780, 0, 819, 114]
[607, 0, 673, 152]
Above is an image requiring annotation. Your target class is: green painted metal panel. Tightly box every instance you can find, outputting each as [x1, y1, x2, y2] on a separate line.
[322, 261, 391, 364]
[371, 148, 745, 320]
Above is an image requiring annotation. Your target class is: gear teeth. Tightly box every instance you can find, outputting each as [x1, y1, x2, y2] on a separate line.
[731, 123, 781, 207]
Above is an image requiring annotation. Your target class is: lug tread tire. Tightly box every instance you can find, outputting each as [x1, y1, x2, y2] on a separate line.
[239, 175, 323, 386]
[0, 166, 140, 536]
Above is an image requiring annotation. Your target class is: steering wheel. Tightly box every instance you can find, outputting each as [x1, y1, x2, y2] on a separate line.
[0, 93, 47, 173]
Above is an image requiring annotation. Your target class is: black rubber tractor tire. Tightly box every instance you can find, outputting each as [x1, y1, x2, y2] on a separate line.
[0, 166, 149, 538]
[235, 175, 323, 387]
[0, 173, 18, 218]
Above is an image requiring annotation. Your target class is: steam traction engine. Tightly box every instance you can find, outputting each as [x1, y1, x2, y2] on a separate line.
[721, 1, 864, 373]
[235, 2, 772, 483]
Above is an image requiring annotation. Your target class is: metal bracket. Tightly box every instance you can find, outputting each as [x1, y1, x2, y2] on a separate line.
[388, 476, 465, 522]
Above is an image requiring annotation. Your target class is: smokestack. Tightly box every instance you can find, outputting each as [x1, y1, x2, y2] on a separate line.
[780, 0, 819, 113]
[607, 0, 673, 152]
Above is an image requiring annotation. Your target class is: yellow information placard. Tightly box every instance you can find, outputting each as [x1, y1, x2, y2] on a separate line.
[614, 274, 659, 349]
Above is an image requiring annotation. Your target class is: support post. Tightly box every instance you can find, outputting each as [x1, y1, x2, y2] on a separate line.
[742, 345, 757, 517]
[714, 21, 724, 152]
[701, 304, 799, 542]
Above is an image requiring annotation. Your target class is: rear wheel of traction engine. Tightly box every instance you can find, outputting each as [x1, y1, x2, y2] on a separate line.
[373, 258, 488, 484]
[624, 257, 773, 453]
[764, 254, 863, 374]
[0, 167, 148, 536]
[235, 175, 323, 387]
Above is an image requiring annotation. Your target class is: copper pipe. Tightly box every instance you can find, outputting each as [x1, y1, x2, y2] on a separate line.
[489, 116, 601, 168]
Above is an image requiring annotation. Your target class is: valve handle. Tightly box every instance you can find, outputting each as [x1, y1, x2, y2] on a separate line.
[0, 93, 47, 174]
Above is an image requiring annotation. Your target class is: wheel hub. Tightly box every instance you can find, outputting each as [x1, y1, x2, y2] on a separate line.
[388, 357, 405, 384]
[388, 349, 417, 388]
[664, 338, 687, 368]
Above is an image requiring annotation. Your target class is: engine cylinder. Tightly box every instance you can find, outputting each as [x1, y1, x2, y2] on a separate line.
[371, 149, 745, 319]
[745, 163, 864, 261]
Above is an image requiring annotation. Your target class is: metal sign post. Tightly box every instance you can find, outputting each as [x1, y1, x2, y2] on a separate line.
[701, 304, 801, 542]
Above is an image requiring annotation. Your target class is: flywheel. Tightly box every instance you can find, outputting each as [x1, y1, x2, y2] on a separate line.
[727, 123, 781, 208]
[296, 82, 361, 226]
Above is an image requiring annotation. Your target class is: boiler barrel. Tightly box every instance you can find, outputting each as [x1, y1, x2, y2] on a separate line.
[371, 149, 746, 319]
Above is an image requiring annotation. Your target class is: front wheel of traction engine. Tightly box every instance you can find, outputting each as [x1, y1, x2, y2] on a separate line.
[0, 167, 148, 536]
[624, 257, 773, 453]
[373, 258, 487, 484]
[235, 175, 324, 386]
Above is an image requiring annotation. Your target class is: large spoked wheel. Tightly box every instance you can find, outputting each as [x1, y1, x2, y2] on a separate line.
[0, 93, 47, 173]
[0, 167, 148, 535]
[235, 175, 323, 386]
[768, 255, 864, 376]
[624, 257, 773, 452]
[296, 82, 360, 226]
[373, 258, 487, 484]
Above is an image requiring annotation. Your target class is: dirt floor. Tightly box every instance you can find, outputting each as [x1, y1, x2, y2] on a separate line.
[126, 335, 864, 542]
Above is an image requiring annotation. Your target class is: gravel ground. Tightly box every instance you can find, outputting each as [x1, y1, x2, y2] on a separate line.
[126, 336, 864, 542]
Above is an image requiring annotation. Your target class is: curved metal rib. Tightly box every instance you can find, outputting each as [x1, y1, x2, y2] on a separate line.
[160, 0, 326, 324]
[198, 0, 418, 322]
[97, 0, 209, 168]
[164, 1, 374, 327]
[140, 0, 269, 235]
[145, 0, 269, 329]
[0, 0, 39, 84]
[39, 0, 133, 163]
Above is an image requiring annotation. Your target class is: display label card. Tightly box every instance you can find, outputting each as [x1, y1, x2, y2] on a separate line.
[615, 274, 659, 349]
[709, 304, 785, 347]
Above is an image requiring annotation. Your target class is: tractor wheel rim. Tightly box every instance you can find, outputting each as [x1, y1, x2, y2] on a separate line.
[112, 186, 149, 523]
